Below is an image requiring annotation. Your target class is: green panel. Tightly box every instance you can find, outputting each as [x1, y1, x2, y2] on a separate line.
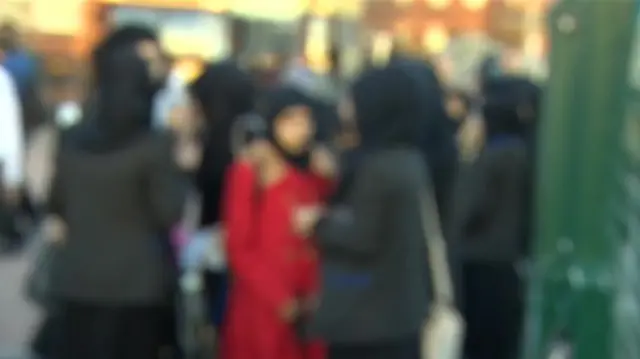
[521, 1, 640, 359]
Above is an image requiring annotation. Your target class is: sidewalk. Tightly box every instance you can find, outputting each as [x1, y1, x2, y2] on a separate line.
[0, 251, 42, 359]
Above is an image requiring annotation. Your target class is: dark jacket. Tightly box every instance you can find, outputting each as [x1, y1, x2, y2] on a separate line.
[48, 26, 186, 305]
[49, 130, 185, 304]
[448, 76, 537, 263]
[311, 148, 430, 343]
[311, 66, 431, 343]
[448, 142, 530, 264]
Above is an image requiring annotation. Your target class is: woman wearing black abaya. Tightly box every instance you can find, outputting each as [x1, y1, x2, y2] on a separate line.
[301, 66, 457, 359]
[449, 76, 535, 359]
[48, 26, 187, 359]
[189, 61, 256, 329]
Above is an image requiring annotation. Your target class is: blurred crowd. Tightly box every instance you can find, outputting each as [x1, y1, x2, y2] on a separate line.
[0, 20, 540, 359]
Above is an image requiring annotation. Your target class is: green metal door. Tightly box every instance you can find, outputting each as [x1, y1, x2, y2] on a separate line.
[521, 1, 640, 359]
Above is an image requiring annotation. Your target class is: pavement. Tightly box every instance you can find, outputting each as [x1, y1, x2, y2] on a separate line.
[0, 249, 42, 359]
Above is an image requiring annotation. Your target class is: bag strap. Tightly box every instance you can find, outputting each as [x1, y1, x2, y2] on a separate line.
[418, 187, 454, 304]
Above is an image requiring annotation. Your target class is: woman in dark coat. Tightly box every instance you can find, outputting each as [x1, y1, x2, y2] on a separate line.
[48, 26, 187, 359]
[301, 65, 456, 359]
[449, 76, 537, 359]
[189, 61, 256, 328]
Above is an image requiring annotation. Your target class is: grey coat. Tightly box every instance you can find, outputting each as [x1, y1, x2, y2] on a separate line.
[49, 130, 186, 305]
[311, 148, 431, 344]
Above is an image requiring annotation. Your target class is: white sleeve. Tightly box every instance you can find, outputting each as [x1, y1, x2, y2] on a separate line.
[0, 69, 25, 187]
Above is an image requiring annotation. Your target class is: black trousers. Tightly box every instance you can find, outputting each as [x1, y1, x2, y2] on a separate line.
[32, 312, 61, 358]
[462, 262, 524, 359]
[328, 336, 420, 359]
[53, 301, 164, 359]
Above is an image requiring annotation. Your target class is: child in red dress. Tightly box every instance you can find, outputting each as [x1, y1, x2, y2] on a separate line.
[221, 88, 334, 359]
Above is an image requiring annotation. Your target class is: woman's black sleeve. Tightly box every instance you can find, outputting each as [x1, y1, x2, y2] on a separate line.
[314, 160, 388, 256]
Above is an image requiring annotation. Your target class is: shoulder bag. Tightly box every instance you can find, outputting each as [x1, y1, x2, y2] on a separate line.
[419, 187, 465, 359]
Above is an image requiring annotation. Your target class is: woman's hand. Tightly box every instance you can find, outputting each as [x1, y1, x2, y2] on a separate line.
[310, 145, 338, 179]
[457, 114, 485, 162]
[292, 206, 324, 237]
[43, 215, 66, 244]
[175, 140, 203, 171]
[279, 299, 301, 323]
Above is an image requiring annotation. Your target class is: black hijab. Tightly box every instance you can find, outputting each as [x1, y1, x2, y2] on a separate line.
[331, 66, 422, 202]
[76, 25, 159, 153]
[189, 61, 256, 226]
[259, 86, 316, 169]
[351, 65, 422, 151]
[191, 61, 255, 161]
[482, 76, 540, 144]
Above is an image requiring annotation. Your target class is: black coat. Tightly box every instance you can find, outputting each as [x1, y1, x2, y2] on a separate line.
[448, 141, 531, 263]
[49, 130, 186, 304]
[311, 149, 431, 343]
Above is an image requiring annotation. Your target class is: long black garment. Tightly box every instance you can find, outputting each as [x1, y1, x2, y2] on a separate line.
[449, 143, 529, 359]
[328, 336, 420, 359]
[54, 301, 163, 359]
[448, 77, 534, 359]
[312, 65, 431, 344]
[49, 25, 186, 359]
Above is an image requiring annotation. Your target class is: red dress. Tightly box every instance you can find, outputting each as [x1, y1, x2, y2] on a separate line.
[220, 161, 332, 359]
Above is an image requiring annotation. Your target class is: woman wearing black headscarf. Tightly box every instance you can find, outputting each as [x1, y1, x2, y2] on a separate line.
[296, 65, 457, 359]
[188, 61, 256, 331]
[448, 75, 535, 359]
[47, 26, 187, 359]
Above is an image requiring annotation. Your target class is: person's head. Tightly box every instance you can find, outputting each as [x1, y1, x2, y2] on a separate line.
[349, 65, 421, 150]
[92, 25, 163, 96]
[262, 87, 316, 158]
[190, 61, 255, 131]
[0, 22, 19, 53]
[88, 25, 161, 148]
[482, 76, 534, 139]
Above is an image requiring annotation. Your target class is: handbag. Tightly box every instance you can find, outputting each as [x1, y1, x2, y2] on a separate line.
[418, 187, 465, 359]
[24, 126, 62, 309]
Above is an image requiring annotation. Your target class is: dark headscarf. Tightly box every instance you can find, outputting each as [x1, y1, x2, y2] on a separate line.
[259, 86, 316, 169]
[190, 60, 256, 226]
[482, 76, 540, 143]
[351, 65, 422, 150]
[76, 26, 159, 152]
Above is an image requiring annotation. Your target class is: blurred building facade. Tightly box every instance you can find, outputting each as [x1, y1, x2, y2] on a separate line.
[363, 0, 550, 56]
[0, 0, 551, 78]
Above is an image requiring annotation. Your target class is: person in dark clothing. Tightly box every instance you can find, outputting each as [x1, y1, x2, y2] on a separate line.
[448, 76, 536, 359]
[189, 61, 256, 328]
[48, 25, 187, 359]
[299, 65, 457, 359]
[190, 61, 255, 228]
[387, 55, 459, 226]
